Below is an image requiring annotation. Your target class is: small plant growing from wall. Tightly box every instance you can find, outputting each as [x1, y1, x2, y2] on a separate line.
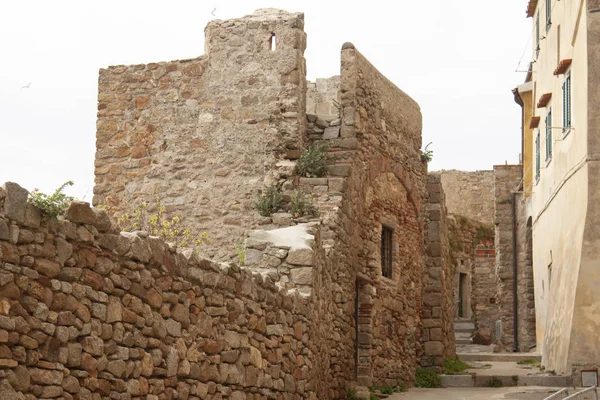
[485, 376, 504, 387]
[28, 181, 75, 218]
[254, 184, 284, 216]
[290, 190, 317, 217]
[117, 197, 208, 248]
[443, 356, 470, 375]
[235, 241, 246, 265]
[414, 368, 442, 388]
[295, 143, 329, 178]
[420, 142, 434, 162]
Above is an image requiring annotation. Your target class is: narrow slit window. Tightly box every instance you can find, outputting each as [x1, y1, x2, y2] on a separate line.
[269, 33, 276, 51]
[381, 226, 393, 279]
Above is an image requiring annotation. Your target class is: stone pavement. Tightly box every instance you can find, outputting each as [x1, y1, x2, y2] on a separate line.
[389, 387, 564, 399]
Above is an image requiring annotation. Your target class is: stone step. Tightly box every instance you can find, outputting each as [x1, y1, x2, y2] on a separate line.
[454, 332, 472, 339]
[458, 353, 541, 362]
[454, 321, 475, 332]
[455, 338, 473, 345]
[441, 374, 569, 388]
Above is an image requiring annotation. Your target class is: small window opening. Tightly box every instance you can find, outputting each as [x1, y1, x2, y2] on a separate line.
[269, 33, 276, 51]
[381, 226, 393, 278]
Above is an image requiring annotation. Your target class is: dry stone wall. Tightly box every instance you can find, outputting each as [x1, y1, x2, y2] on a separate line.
[494, 165, 532, 352]
[92, 8, 434, 396]
[94, 9, 308, 262]
[0, 182, 318, 400]
[439, 170, 495, 225]
[334, 43, 427, 386]
[514, 192, 536, 351]
[422, 174, 455, 370]
[447, 215, 497, 343]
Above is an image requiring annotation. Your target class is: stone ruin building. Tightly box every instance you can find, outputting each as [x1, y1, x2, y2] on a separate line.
[439, 169, 536, 353]
[0, 9, 456, 400]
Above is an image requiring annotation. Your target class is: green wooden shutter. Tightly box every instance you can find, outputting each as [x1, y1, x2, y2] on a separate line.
[546, 0, 552, 31]
[546, 109, 552, 160]
[563, 71, 571, 133]
[536, 131, 541, 180]
[536, 15, 540, 58]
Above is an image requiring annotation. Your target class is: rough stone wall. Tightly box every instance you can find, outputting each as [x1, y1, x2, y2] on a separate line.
[439, 170, 495, 225]
[494, 165, 522, 351]
[421, 174, 455, 370]
[447, 215, 497, 341]
[336, 43, 427, 387]
[93, 9, 308, 262]
[471, 255, 499, 343]
[306, 76, 340, 118]
[92, 8, 431, 396]
[0, 182, 318, 400]
[515, 194, 536, 351]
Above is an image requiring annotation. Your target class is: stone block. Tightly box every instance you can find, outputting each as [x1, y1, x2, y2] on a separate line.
[430, 328, 443, 341]
[286, 248, 314, 266]
[2, 182, 28, 223]
[423, 293, 442, 307]
[244, 249, 263, 266]
[323, 126, 340, 139]
[424, 341, 444, 356]
[0, 219, 8, 240]
[65, 201, 97, 225]
[327, 164, 352, 177]
[290, 267, 313, 285]
[272, 213, 293, 226]
[24, 204, 41, 228]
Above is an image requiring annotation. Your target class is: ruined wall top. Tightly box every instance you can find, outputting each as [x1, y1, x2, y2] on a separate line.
[437, 169, 495, 225]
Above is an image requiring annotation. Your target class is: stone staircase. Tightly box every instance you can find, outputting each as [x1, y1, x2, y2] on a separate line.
[442, 322, 568, 388]
[454, 320, 474, 345]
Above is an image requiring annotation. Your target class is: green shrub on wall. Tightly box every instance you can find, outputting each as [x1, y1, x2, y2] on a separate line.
[254, 184, 284, 217]
[295, 143, 328, 178]
[28, 181, 75, 218]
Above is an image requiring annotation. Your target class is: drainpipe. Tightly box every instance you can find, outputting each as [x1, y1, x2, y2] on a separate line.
[511, 192, 519, 352]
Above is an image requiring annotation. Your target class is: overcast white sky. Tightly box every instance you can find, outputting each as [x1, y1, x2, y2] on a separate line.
[0, 1, 532, 200]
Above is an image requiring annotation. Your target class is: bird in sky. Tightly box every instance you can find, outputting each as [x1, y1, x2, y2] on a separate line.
[211, 8, 216, 16]
[21, 82, 31, 89]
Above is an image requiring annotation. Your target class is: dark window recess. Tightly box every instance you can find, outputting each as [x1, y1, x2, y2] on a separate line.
[381, 226, 393, 278]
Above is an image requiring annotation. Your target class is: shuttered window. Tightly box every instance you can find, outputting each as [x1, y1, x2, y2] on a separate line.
[546, 108, 552, 160]
[563, 71, 571, 134]
[546, 0, 552, 31]
[535, 131, 541, 181]
[536, 14, 540, 58]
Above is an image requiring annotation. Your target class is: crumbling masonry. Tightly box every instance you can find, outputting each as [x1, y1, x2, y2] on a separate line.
[0, 9, 456, 400]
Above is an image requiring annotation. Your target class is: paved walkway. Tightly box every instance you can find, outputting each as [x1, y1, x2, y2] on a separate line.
[389, 387, 563, 400]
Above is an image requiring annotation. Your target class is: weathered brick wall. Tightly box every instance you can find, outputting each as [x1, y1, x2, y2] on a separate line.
[336, 43, 427, 387]
[94, 9, 308, 262]
[422, 174, 455, 371]
[0, 183, 317, 400]
[439, 170, 495, 225]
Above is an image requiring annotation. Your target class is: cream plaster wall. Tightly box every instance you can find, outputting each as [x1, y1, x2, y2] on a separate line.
[528, 0, 589, 374]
